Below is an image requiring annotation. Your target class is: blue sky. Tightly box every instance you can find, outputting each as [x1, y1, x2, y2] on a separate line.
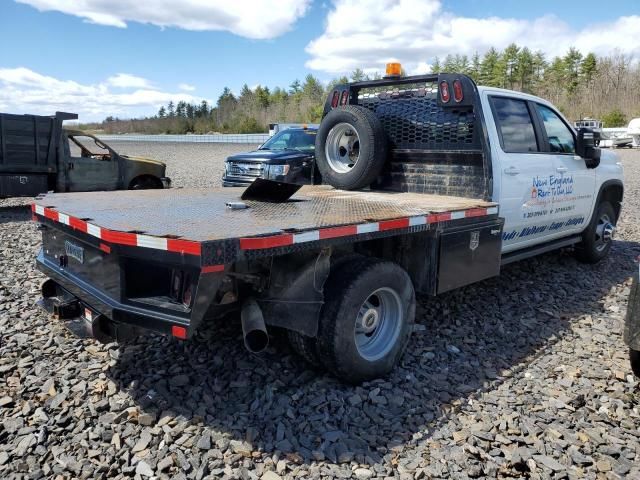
[1, 0, 639, 121]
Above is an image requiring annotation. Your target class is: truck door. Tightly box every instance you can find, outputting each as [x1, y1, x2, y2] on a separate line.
[64, 134, 120, 192]
[488, 96, 558, 252]
[531, 103, 596, 236]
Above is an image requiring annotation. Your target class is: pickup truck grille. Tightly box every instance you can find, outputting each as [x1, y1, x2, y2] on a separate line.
[228, 162, 264, 179]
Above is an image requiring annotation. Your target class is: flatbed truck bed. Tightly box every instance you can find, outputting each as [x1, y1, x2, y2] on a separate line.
[34, 185, 498, 268]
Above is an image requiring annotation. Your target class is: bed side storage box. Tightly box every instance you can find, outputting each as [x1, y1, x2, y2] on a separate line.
[437, 218, 504, 294]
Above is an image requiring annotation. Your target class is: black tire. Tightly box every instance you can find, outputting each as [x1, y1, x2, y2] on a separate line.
[631, 349, 640, 378]
[130, 176, 162, 190]
[317, 257, 415, 384]
[574, 201, 616, 264]
[315, 105, 387, 190]
[287, 331, 322, 368]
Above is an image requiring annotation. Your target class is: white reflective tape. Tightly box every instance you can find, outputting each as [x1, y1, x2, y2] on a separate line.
[58, 213, 70, 225]
[35, 205, 45, 215]
[357, 223, 379, 234]
[137, 235, 168, 250]
[293, 230, 320, 243]
[87, 224, 101, 239]
[451, 211, 466, 220]
[409, 215, 427, 226]
[487, 206, 499, 215]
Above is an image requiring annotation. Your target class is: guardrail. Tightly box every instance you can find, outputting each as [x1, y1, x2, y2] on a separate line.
[96, 133, 269, 144]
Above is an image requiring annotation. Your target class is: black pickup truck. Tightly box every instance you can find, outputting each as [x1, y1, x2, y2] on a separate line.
[222, 127, 317, 186]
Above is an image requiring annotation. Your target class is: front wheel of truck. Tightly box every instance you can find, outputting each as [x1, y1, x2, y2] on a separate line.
[574, 201, 616, 264]
[317, 257, 415, 384]
[130, 176, 163, 190]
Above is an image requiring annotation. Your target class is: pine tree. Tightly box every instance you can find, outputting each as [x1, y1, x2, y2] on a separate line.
[158, 106, 166, 118]
[479, 48, 501, 87]
[167, 101, 175, 117]
[431, 57, 441, 73]
[351, 68, 366, 82]
[581, 53, 597, 83]
[289, 79, 302, 94]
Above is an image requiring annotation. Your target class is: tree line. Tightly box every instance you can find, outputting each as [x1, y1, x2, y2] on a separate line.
[82, 44, 640, 134]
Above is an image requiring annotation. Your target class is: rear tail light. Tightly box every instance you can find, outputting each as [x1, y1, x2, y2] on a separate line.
[439, 81, 450, 103]
[171, 325, 187, 340]
[453, 79, 463, 102]
[331, 91, 339, 108]
[340, 90, 348, 105]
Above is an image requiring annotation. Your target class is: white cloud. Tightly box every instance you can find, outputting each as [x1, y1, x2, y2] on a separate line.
[107, 73, 153, 89]
[178, 83, 196, 92]
[306, 0, 640, 75]
[0, 67, 205, 121]
[16, 0, 311, 39]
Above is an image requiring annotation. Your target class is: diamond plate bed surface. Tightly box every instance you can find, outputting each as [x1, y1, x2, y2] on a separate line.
[36, 186, 496, 242]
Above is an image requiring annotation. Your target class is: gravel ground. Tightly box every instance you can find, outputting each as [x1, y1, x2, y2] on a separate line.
[1, 144, 639, 480]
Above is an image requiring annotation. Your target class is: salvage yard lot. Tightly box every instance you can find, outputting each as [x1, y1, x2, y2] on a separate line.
[1, 144, 639, 479]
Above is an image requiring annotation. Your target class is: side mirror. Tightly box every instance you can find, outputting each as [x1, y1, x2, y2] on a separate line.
[576, 128, 601, 168]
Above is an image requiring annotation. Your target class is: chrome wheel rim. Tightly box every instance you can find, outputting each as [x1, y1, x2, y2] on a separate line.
[354, 287, 403, 361]
[594, 213, 615, 252]
[325, 123, 360, 174]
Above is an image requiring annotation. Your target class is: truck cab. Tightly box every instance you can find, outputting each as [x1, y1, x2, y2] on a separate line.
[222, 127, 317, 186]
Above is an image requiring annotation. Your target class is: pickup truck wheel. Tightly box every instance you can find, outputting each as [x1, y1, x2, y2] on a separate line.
[316, 106, 387, 190]
[631, 349, 640, 378]
[317, 258, 415, 383]
[130, 176, 162, 190]
[574, 201, 616, 263]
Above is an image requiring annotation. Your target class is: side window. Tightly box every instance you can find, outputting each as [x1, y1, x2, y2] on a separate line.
[535, 104, 575, 154]
[490, 97, 539, 153]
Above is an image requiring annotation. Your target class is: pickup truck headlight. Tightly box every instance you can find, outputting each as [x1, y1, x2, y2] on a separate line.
[266, 164, 290, 179]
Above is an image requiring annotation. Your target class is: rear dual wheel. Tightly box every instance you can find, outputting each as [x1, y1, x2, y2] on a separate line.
[289, 257, 415, 383]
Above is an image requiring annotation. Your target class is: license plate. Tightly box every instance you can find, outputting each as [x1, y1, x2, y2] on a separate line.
[64, 240, 84, 264]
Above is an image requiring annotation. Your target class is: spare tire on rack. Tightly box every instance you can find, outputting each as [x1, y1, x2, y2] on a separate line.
[315, 105, 387, 190]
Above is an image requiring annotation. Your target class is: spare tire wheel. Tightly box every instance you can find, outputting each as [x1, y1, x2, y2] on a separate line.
[315, 105, 387, 190]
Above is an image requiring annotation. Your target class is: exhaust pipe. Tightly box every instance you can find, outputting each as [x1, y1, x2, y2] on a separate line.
[241, 298, 269, 353]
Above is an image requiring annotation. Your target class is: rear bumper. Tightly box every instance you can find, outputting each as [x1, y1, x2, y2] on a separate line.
[36, 249, 190, 338]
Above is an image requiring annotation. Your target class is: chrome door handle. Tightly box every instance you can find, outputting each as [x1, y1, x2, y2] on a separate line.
[503, 166, 520, 175]
[556, 166, 568, 173]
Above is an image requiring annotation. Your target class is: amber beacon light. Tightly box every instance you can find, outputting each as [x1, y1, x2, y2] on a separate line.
[385, 62, 402, 76]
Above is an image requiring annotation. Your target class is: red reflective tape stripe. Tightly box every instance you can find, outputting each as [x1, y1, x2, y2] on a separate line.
[465, 208, 488, 218]
[202, 265, 224, 273]
[44, 208, 58, 221]
[319, 225, 358, 239]
[102, 230, 137, 246]
[379, 218, 410, 231]
[240, 234, 293, 250]
[427, 214, 438, 223]
[69, 217, 88, 232]
[436, 212, 452, 222]
[31, 204, 36, 213]
[99, 243, 111, 254]
[167, 239, 201, 256]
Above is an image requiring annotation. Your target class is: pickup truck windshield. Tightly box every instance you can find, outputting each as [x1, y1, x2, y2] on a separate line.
[260, 130, 316, 152]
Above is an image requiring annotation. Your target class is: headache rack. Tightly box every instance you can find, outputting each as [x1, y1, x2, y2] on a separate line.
[323, 73, 492, 200]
